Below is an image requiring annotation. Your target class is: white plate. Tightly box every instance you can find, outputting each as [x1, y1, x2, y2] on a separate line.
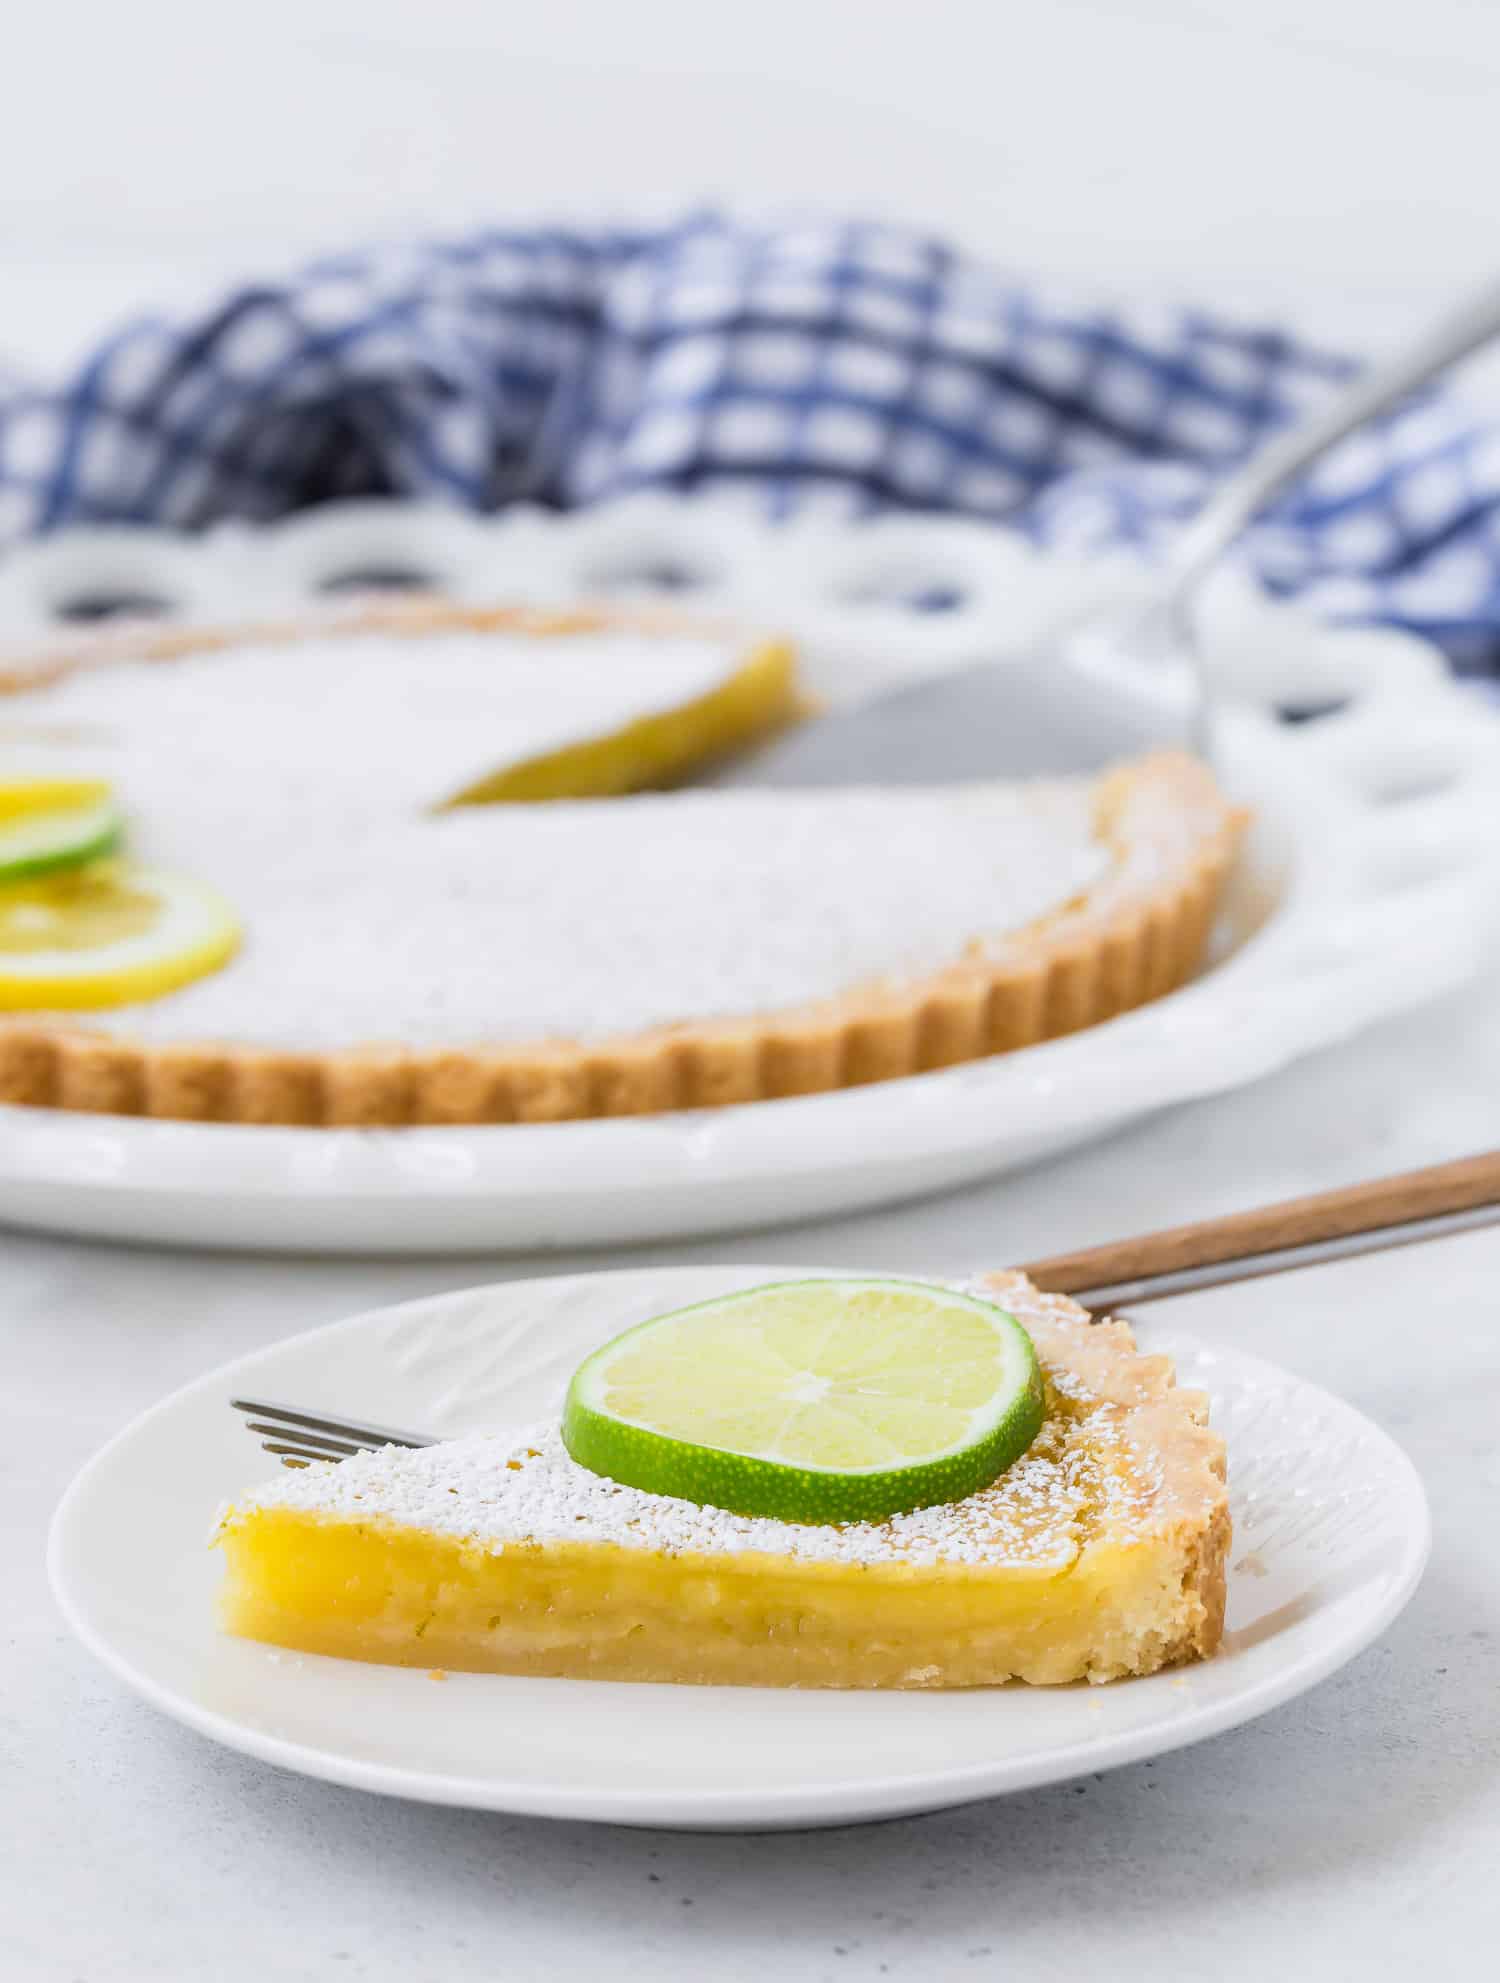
[4, 498, 1499, 1252]
[49, 1263, 1430, 1831]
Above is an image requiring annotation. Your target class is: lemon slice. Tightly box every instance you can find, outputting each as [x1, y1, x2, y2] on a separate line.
[0, 786, 123, 883]
[0, 774, 113, 823]
[443, 639, 800, 804]
[563, 1278, 1046, 1524]
[0, 862, 240, 1009]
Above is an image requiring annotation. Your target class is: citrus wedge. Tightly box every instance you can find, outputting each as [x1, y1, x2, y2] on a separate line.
[563, 1278, 1046, 1524]
[0, 787, 122, 883]
[0, 862, 240, 1009]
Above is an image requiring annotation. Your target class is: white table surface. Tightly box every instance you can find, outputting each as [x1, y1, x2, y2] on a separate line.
[7, 953, 1499, 1980]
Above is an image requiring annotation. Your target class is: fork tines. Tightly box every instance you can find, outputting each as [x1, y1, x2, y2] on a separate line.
[231, 1397, 437, 1469]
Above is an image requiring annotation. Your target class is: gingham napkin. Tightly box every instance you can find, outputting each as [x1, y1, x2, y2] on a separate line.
[3, 215, 1498, 675]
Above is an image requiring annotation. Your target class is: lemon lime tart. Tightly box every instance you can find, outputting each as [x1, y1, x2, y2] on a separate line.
[215, 1273, 1230, 1689]
[0, 600, 1241, 1125]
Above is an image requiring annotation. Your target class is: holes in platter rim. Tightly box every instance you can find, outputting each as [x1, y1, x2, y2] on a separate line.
[51, 590, 174, 624]
[315, 565, 442, 596]
[580, 557, 717, 597]
[833, 568, 970, 615]
[1274, 696, 1350, 726]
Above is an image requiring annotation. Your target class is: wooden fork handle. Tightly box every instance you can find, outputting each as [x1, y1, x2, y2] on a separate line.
[1019, 1150, 1500, 1297]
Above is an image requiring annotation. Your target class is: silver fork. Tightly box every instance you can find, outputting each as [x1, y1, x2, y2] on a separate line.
[230, 1397, 437, 1467]
[231, 1151, 1500, 1465]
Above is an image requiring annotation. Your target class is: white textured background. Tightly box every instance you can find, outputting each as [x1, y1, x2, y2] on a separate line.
[6, 0, 1500, 370]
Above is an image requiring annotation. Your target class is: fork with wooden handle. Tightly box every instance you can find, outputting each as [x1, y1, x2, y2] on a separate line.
[233, 1149, 1500, 1464]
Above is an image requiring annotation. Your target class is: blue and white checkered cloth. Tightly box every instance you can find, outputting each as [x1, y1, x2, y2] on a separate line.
[5, 214, 1500, 675]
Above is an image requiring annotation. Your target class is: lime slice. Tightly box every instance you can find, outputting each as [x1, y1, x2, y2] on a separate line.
[0, 861, 240, 1009]
[0, 790, 122, 882]
[562, 1278, 1046, 1524]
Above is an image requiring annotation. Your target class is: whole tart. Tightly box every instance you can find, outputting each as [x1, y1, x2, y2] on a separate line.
[214, 1273, 1231, 1688]
[0, 603, 1243, 1126]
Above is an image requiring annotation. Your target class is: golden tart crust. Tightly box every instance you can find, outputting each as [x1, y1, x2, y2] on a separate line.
[0, 603, 1243, 1127]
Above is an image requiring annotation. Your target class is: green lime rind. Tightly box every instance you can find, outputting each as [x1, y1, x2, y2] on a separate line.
[562, 1277, 1046, 1526]
[0, 798, 124, 884]
[561, 1386, 1045, 1524]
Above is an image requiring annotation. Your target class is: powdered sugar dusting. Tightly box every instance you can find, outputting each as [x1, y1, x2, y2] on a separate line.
[227, 1375, 1163, 1571]
[1, 624, 1112, 1048]
[3, 627, 746, 813]
[108, 784, 1104, 1047]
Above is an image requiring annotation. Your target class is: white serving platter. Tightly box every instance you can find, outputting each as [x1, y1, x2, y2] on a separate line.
[48, 1263, 1430, 1831]
[1, 498, 1497, 1252]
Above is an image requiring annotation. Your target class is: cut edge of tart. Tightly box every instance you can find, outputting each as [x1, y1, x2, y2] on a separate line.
[440, 630, 800, 805]
[212, 1272, 1230, 1689]
[0, 737, 1244, 1125]
[0, 595, 802, 809]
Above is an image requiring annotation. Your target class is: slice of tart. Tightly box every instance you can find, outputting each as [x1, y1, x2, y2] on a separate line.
[214, 1274, 1230, 1689]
